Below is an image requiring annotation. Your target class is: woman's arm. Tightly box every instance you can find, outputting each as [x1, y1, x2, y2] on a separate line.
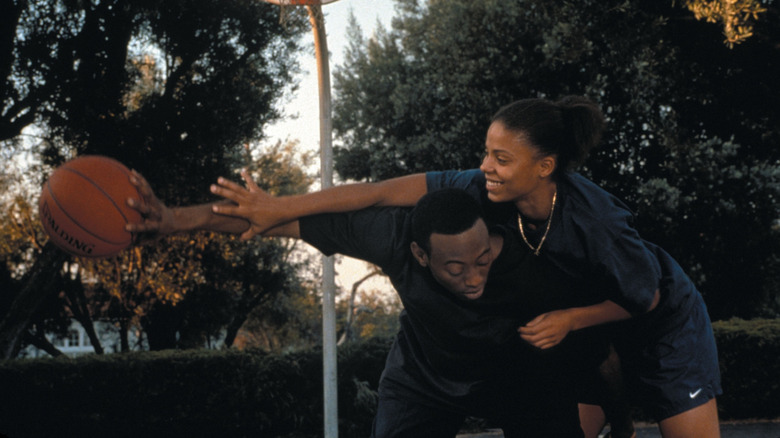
[518, 290, 660, 350]
[126, 169, 426, 240]
[210, 169, 427, 240]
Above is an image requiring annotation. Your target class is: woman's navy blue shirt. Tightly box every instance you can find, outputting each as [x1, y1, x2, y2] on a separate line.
[427, 169, 699, 329]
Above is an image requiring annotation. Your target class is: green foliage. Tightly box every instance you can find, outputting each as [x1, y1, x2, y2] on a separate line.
[1, 321, 780, 435]
[1, 0, 314, 357]
[681, 0, 769, 46]
[332, 0, 678, 182]
[0, 338, 393, 438]
[337, 288, 401, 343]
[331, 0, 780, 319]
[634, 137, 780, 319]
[713, 318, 780, 419]
[3, 0, 308, 204]
[71, 140, 318, 352]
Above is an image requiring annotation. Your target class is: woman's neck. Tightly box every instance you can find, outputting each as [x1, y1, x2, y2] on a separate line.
[514, 181, 557, 221]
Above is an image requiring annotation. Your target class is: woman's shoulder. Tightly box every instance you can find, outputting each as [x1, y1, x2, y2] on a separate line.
[426, 168, 484, 191]
[558, 172, 635, 235]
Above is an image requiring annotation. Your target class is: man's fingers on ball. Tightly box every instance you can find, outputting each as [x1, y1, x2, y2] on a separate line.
[216, 177, 245, 192]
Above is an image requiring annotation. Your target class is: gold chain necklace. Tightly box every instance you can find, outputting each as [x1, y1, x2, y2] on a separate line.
[517, 189, 557, 256]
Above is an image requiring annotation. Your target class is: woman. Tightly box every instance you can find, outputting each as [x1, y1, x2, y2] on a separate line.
[206, 96, 722, 437]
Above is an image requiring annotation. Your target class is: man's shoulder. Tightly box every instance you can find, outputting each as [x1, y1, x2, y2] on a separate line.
[300, 207, 414, 269]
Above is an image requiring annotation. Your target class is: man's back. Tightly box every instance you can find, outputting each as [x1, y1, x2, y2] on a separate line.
[299, 206, 604, 419]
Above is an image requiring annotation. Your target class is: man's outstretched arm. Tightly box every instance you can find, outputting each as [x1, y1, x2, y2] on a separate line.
[125, 170, 250, 239]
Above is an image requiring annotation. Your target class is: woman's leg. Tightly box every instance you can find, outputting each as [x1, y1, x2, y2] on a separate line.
[657, 398, 720, 438]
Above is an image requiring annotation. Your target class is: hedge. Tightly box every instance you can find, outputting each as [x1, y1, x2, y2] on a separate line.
[0, 319, 777, 437]
[712, 318, 780, 420]
[0, 338, 389, 438]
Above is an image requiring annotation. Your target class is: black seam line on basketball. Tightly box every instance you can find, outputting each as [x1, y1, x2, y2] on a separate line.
[51, 169, 129, 245]
[63, 166, 132, 223]
[46, 179, 125, 246]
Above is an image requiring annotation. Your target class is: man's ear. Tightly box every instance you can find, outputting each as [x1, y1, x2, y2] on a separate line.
[410, 241, 429, 267]
[538, 155, 557, 178]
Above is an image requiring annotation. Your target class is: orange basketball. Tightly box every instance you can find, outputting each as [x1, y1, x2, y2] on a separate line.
[39, 155, 142, 258]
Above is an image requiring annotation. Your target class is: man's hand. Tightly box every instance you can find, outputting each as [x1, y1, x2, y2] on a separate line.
[210, 169, 287, 241]
[125, 170, 177, 241]
[518, 310, 575, 350]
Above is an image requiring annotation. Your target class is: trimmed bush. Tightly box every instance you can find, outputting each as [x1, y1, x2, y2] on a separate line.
[0, 320, 777, 436]
[0, 338, 391, 438]
[713, 318, 780, 420]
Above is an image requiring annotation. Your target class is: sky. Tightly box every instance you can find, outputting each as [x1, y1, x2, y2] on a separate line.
[265, 0, 395, 150]
[264, 0, 397, 294]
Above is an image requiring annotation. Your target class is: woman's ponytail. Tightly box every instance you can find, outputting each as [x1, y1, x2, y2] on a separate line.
[491, 95, 606, 178]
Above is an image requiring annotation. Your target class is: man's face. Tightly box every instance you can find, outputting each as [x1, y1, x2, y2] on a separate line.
[411, 220, 493, 300]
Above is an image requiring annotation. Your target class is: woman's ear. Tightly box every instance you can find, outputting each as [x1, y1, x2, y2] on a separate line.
[538, 155, 557, 178]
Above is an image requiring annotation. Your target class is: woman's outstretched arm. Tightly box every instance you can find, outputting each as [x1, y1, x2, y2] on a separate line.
[210, 169, 427, 240]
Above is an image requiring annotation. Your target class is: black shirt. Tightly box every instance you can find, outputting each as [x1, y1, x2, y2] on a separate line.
[300, 207, 605, 416]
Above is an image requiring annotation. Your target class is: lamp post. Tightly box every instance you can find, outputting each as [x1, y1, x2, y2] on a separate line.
[259, 1, 341, 437]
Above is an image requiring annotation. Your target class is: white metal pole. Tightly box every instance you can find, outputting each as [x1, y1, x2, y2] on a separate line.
[307, 5, 338, 438]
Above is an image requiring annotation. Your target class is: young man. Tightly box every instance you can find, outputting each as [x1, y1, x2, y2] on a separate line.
[127, 173, 632, 437]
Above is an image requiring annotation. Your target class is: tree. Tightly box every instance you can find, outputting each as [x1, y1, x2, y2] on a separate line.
[330, 0, 779, 319]
[3, 0, 308, 200]
[339, 288, 401, 344]
[338, 266, 383, 345]
[1, 0, 313, 358]
[681, 0, 769, 46]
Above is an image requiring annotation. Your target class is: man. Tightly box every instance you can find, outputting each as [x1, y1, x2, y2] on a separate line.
[127, 173, 625, 437]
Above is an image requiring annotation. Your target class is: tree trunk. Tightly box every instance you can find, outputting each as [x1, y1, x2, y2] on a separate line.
[224, 273, 283, 348]
[141, 303, 180, 351]
[0, 245, 66, 360]
[119, 318, 130, 352]
[23, 329, 65, 358]
[338, 267, 381, 346]
[63, 279, 104, 355]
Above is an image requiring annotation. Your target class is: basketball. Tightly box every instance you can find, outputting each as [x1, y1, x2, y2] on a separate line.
[39, 155, 142, 258]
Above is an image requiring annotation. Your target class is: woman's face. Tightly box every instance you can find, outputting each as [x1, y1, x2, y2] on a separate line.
[480, 121, 552, 204]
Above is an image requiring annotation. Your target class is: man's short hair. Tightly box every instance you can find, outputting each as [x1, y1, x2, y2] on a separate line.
[410, 188, 485, 253]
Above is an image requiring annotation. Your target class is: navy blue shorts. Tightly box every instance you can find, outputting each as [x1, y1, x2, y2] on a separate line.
[617, 294, 722, 421]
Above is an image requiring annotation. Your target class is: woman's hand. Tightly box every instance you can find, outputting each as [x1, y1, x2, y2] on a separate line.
[210, 169, 286, 240]
[518, 309, 575, 350]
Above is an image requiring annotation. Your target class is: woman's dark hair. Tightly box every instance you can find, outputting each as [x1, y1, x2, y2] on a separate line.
[491, 96, 605, 178]
[410, 188, 484, 254]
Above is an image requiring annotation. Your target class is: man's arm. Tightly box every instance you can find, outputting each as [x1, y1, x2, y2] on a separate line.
[125, 170, 250, 238]
[210, 169, 427, 240]
[125, 169, 401, 249]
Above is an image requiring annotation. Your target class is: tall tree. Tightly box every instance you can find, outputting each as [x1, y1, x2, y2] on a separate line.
[330, 0, 779, 319]
[0, 0, 312, 358]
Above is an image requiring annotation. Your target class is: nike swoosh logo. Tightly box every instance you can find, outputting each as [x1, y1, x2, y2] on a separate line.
[689, 388, 703, 399]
